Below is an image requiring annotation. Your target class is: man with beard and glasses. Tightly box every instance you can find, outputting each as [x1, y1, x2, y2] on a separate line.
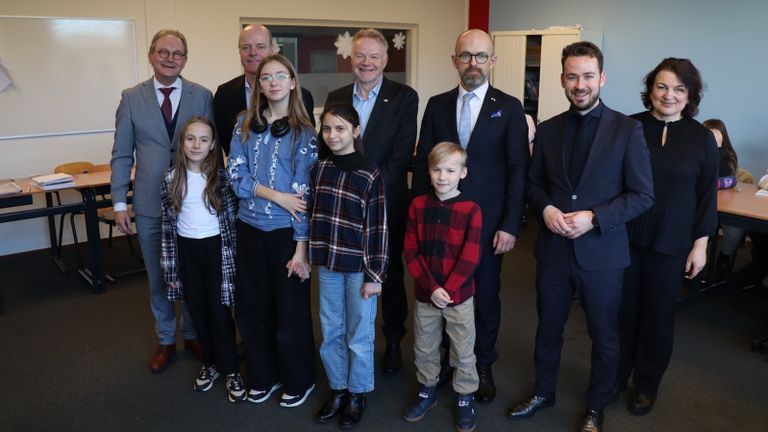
[326, 28, 418, 375]
[412, 29, 529, 405]
[508, 41, 654, 432]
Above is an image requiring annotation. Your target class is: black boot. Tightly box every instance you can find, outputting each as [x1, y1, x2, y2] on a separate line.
[314, 389, 346, 423]
[715, 252, 734, 283]
[339, 392, 366, 430]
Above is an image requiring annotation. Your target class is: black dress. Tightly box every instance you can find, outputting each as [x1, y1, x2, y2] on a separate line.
[617, 111, 719, 397]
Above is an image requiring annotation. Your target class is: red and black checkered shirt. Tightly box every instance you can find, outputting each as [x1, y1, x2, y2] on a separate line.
[404, 192, 482, 306]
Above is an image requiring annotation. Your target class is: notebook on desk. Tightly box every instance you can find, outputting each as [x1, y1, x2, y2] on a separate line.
[31, 173, 76, 190]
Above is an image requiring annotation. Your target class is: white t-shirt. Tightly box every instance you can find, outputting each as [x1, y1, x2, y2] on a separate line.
[177, 170, 220, 239]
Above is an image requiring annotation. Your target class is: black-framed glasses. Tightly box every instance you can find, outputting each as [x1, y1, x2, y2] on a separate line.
[259, 72, 292, 84]
[456, 52, 490, 64]
[156, 49, 187, 60]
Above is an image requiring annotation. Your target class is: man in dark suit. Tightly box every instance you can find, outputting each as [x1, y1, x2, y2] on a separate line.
[326, 28, 418, 375]
[214, 24, 314, 156]
[508, 42, 654, 432]
[412, 29, 529, 403]
[111, 29, 214, 373]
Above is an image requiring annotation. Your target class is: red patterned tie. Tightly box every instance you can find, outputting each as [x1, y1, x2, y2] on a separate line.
[160, 87, 175, 124]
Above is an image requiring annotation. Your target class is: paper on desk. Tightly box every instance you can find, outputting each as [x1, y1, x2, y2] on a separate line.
[755, 189, 768, 198]
[0, 181, 23, 195]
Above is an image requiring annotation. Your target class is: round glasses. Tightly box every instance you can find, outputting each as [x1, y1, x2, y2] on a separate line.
[456, 52, 490, 64]
[259, 72, 292, 84]
[156, 49, 187, 60]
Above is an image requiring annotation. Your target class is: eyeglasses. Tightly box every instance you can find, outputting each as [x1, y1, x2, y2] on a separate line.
[259, 72, 292, 84]
[156, 49, 187, 60]
[456, 52, 490, 64]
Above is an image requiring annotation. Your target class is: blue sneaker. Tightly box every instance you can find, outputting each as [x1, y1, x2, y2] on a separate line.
[403, 385, 437, 422]
[455, 393, 476, 432]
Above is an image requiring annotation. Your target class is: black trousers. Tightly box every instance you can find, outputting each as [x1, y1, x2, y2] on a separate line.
[533, 243, 624, 410]
[234, 221, 315, 394]
[617, 244, 686, 397]
[381, 208, 407, 342]
[178, 235, 238, 374]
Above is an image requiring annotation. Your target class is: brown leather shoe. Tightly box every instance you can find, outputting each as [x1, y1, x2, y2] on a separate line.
[149, 344, 176, 373]
[184, 339, 203, 361]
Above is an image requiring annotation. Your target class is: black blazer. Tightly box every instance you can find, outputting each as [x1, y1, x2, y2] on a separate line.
[413, 85, 529, 237]
[213, 74, 315, 155]
[326, 77, 418, 219]
[527, 104, 655, 271]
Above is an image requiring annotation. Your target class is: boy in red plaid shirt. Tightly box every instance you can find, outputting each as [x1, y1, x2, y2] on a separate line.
[402, 142, 482, 432]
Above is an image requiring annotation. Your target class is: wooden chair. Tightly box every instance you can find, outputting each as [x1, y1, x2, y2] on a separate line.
[53, 161, 94, 271]
[90, 164, 138, 256]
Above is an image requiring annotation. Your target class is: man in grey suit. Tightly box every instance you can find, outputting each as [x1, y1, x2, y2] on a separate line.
[111, 29, 214, 373]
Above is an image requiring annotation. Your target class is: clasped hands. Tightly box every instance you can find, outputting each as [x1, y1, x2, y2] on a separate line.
[543, 206, 594, 239]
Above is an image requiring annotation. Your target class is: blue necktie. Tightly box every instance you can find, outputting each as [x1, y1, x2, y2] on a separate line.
[458, 92, 475, 148]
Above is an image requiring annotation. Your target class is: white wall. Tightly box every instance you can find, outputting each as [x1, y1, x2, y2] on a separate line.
[490, 0, 768, 181]
[0, 0, 468, 255]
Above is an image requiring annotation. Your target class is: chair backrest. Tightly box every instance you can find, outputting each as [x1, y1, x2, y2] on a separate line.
[90, 163, 111, 173]
[55, 161, 94, 175]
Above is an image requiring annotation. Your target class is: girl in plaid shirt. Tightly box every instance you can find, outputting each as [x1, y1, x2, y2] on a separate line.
[160, 117, 244, 402]
[309, 103, 388, 429]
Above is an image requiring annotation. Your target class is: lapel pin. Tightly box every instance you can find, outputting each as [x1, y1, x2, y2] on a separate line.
[383, 98, 389, 102]
[490, 97, 496, 102]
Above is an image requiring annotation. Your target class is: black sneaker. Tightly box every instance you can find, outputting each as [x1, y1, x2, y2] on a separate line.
[456, 393, 476, 432]
[193, 365, 220, 392]
[280, 384, 316, 408]
[226, 373, 247, 403]
[247, 382, 282, 403]
[403, 385, 437, 422]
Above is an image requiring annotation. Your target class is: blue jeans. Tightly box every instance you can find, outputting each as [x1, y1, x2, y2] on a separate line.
[318, 266, 377, 393]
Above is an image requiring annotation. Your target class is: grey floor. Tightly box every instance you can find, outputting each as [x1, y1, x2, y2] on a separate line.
[1, 219, 767, 432]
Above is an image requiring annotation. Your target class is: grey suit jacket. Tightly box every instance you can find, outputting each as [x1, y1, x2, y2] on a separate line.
[110, 77, 215, 218]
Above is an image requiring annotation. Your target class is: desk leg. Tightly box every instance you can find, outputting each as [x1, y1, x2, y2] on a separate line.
[80, 188, 106, 293]
[45, 192, 68, 275]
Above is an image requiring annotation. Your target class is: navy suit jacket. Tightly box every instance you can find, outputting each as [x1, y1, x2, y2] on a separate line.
[527, 103, 654, 271]
[213, 74, 314, 155]
[413, 85, 529, 238]
[326, 77, 418, 220]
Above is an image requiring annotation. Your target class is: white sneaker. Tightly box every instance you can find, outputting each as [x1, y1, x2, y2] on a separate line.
[226, 373, 247, 403]
[193, 365, 219, 392]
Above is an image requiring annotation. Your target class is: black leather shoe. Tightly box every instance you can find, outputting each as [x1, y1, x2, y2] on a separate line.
[475, 364, 496, 404]
[339, 392, 366, 430]
[580, 409, 604, 432]
[314, 389, 346, 423]
[628, 393, 655, 416]
[508, 394, 555, 418]
[383, 342, 402, 374]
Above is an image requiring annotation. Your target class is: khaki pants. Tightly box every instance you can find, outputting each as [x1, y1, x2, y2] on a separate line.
[413, 298, 478, 395]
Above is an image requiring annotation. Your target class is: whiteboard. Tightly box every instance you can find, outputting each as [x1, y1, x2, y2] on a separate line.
[0, 17, 138, 140]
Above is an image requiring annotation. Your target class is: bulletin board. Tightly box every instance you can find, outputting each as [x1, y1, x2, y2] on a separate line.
[0, 16, 138, 140]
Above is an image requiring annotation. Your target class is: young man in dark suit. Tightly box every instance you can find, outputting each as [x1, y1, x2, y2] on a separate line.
[412, 29, 530, 404]
[213, 24, 314, 156]
[508, 41, 654, 432]
[325, 28, 419, 375]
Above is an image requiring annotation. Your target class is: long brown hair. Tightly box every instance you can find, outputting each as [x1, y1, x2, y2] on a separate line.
[703, 118, 738, 175]
[170, 117, 222, 213]
[241, 54, 314, 142]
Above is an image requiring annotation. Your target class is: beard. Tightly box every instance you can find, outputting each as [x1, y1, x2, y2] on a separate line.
[460, 67, 487, 90]
[566, 88, 600, 112]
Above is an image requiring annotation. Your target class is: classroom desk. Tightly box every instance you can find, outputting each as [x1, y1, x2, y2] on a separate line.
[0, 171, 117, 294]
[699, 183, 768, 293]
